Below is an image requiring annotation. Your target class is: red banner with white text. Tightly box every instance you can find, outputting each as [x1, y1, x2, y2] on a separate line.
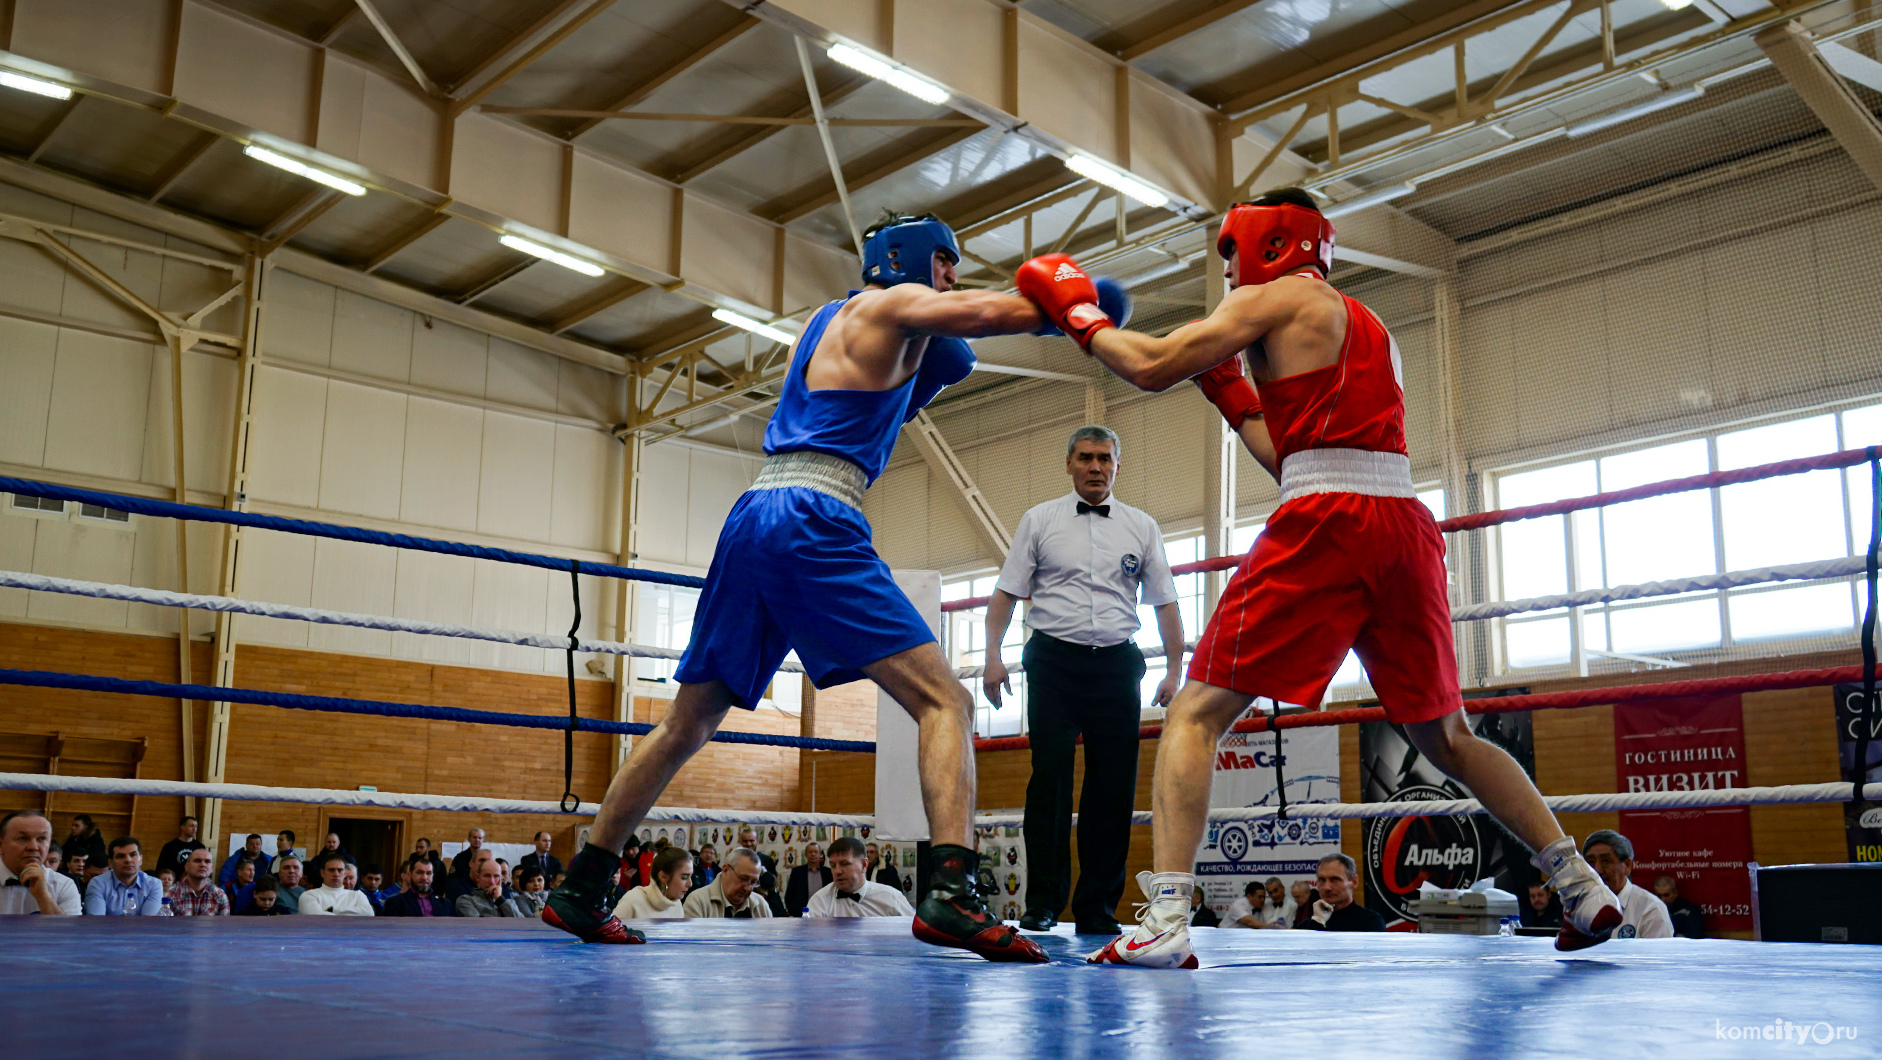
[1613, 693, 1753, 934]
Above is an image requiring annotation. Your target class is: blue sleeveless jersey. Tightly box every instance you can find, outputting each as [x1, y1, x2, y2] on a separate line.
[762, 294, 915, 485]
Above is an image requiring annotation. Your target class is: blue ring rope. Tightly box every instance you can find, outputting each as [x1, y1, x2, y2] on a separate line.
[0, 477, 705, 589]
[0, 668, 875, 754]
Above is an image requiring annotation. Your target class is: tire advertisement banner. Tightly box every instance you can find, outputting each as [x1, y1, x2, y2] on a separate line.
[1195, 713, 1341, 919]
[1359, 709, 1535, 931]
[1613, 693, 1753, 933]
[1833, 682, 1882, 863]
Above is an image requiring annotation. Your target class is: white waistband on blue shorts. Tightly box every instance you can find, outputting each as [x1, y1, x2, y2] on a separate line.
[749, 450, 867, 510]
[1278, 448, 1416, 504]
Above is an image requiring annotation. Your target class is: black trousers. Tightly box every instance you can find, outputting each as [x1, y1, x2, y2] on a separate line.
[1020, 632, 1144, 925]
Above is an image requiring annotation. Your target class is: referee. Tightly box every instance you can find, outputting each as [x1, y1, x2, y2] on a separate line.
[984, 425, 1183, 935]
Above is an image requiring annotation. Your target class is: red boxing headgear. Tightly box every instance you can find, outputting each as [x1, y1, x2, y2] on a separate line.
[1216, 202, 1336, 289]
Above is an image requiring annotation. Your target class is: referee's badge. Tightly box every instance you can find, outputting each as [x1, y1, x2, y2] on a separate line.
[1121, 553, 1140, 578]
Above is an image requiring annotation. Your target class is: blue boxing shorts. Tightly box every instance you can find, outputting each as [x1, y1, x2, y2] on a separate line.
[672, 485, 936, 708]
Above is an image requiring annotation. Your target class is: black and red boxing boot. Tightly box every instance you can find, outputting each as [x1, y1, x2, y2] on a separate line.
[542, 843, 646, 944]
[912, 844, 1049, 963]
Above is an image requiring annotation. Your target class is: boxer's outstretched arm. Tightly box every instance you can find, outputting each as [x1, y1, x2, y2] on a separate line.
[1085, 281, 1301, 392]
[882, 285, 1045, 338]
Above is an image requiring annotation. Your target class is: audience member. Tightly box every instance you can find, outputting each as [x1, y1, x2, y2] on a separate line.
[757, 871, 787, 918]
[380, 857, 454, 917]
[1257, 877, 1296, 928]
[614, 846, 692, 920]
[806, 837, 913, 918]
[273, 830, 297, 868]
[784, 842, 832, 916]
[155, 866, 176, 891]
[1522, 881, 1563, 930]
[1653, 876, 1706, 939]
[1582, 830, 1672, 939]
[219, 833, 268, 885]
[620, 835, 642, 892]
[513, 866, 548, 916]
[692, 844, 719, 891]
[1, 810, 80, 915]
[448, 828, 486, 885]
[155, 816, 205, 879]
[1290, 881, 1320, 928]
[62, 814, 107, 871]
[167, 848, 230, 916]
[456, 850, 525, 917]
[683, 847, 772, 918]
[495, 858, 514, 898]
[382, 862, 407, 901]
[223, 858, 259, 912]
[43, 841, 62, 876]
[61, 850, 87, 888]
[865, 842, 902, 891]
[302, 856, 374, 916]
[1303, 854, 1385, 932]
[342, 862, 360, 893]
[236, 877, 289, 916]
[273, 856, 306, 913]
[1189, 889, 1221, 927]
[521, 831, 562, 882]
[638, 837, 664, 887]
[358, 864, 387, 913]
[737, 826, 777, 876]
[79, 853, 107, 898]
[413, 837, 448, 887]
[1222, 881, 1268, 929]
[313, 832, 349, 866]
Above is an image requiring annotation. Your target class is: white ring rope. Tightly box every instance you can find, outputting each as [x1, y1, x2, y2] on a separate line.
[1, 551, 1868, 685]
[0, 773, 1865, 828]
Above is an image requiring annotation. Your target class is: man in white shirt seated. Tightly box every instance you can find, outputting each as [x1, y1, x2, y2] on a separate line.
[613, 847, 692, 920]
[682, 847, 773, 918]
[301, 854, 375, 916]
[1582, 830, 1672, 939]
[806, 837, 916, 918]
[1, 810, 79, 915]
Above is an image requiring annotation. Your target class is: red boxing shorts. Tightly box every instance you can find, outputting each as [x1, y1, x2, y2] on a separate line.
[1188, 490, 1461, 723]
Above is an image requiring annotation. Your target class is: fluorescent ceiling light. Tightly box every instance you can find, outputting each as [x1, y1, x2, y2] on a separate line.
[1063, 154, 1171, 209]
[499, 234, 605, 277]
[1658, 0, 1693, 9]
[0, 71, 73, 100]
[827, 43, 949, 105]
[1564, 84, 1704, 138]
[1320, 182, 1415, 219]
[712, 308, 797, 346]
[242, 145, 367, 196]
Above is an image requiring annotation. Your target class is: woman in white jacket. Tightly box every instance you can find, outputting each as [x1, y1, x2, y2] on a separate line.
[613, 846, 692, 920]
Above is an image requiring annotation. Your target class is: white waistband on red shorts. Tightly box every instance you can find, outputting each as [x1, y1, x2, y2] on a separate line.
[1278, 448, 1416, 504]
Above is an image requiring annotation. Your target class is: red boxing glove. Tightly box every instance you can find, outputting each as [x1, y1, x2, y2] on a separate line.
[1015, 254, 1115, 350]
[1193, 354, 1262, 430]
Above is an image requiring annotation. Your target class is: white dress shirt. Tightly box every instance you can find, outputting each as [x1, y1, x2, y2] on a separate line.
[805, 879, 915, 918]
[300, 885, 375, 916]
[0, 859, 81, 915]
[1616, 881, 1674, 939]
[996, 492, 1177, 647]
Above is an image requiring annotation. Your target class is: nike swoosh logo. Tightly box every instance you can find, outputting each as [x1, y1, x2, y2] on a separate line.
[1124, 931, 1167, 952]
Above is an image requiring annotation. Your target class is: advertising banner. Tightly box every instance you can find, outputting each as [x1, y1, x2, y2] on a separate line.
[1360, 709, 1534, 930]
[1833, 682, 1882, 863]
[1614, 693, 1753, 933]
[1195, 712, 1341, 920]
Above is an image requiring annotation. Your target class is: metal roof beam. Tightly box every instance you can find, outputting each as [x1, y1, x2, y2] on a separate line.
[565, 14, 762, 140]
[760, 126, 981, 225]
[146, 131, 220, 204]
[657, 76, 869, 184]
[738, 0, 1219, 215]
[1109, 0, 1264, 63]
[351, 0, 441, 97]
[1758, 19, 1882, 193]
[448, 0, 609, 101]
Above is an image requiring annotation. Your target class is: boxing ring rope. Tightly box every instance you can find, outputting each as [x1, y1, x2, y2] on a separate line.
[0, 772, 1867, 828]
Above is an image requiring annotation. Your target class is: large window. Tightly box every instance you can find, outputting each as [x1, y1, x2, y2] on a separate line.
[944, 573, 1028, 737]
[1493, 402, 1880, 671]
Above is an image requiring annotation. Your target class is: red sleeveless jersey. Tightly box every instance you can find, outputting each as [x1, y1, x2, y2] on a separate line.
[1255, 279, 1406, 464]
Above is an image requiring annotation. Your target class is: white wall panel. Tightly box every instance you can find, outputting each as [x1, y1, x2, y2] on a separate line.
[232, 530, 316, 648]
[259, 270, 337, 367]
[448, 114, 563, 236]
[352, 69, 443, 193]
[399, 398, 484, 533]
[330, 289, 415, 382]
[468, 561, 550, 672]
[0, 230, 75, 316]
[28, 519, 135, 628]
[549, 425, 615, 553]
[245, 366, 327, 507]
[634, 444, 693, 565]
[476, 412, 556, 542]
[0, 512, 40, 617]
[410, 317, 489, 399]
[556, 361, 618, 424]
[0, 317, 59, 466]
[125, 520, 219, 635]
[486, 337, 561, 413]
[683, 449, 756, 569]
[316, 381, 407, 520]
[389, 551, 479, 666]
[43, 332, 152, 482]
[306, 538, 397, 657]
[138, 348, 236, 495]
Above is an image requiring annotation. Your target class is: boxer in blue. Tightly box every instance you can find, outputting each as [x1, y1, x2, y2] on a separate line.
[544, 212, 1126, 961]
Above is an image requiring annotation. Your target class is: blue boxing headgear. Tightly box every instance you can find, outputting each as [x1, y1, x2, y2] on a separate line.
[862, 215, 960, 288]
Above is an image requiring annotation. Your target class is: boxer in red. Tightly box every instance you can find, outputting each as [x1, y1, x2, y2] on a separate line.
[1016, 188, 1622, 968]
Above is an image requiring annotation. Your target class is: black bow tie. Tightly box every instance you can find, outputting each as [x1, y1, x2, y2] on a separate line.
[837, 890, 864, 901]
[3, 878, 19, 886]
[1076, 502, 1110, 517]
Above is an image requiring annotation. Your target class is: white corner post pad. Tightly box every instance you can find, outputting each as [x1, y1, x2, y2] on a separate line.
[875, 569, 942, 842]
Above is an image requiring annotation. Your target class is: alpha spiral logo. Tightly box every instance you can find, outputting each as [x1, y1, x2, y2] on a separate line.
[1363, 784, 1483, 925]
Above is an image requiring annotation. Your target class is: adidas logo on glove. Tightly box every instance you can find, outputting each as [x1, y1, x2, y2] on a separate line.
[1053, 262, 1085, 282]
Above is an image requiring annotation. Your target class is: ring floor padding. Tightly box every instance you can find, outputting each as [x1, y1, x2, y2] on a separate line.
[2, 916, 1874, 1059]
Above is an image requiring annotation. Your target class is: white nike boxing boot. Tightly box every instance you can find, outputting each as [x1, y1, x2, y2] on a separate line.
[1533, 836, 1623, 951]
[1087, 871, 1198, 969]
